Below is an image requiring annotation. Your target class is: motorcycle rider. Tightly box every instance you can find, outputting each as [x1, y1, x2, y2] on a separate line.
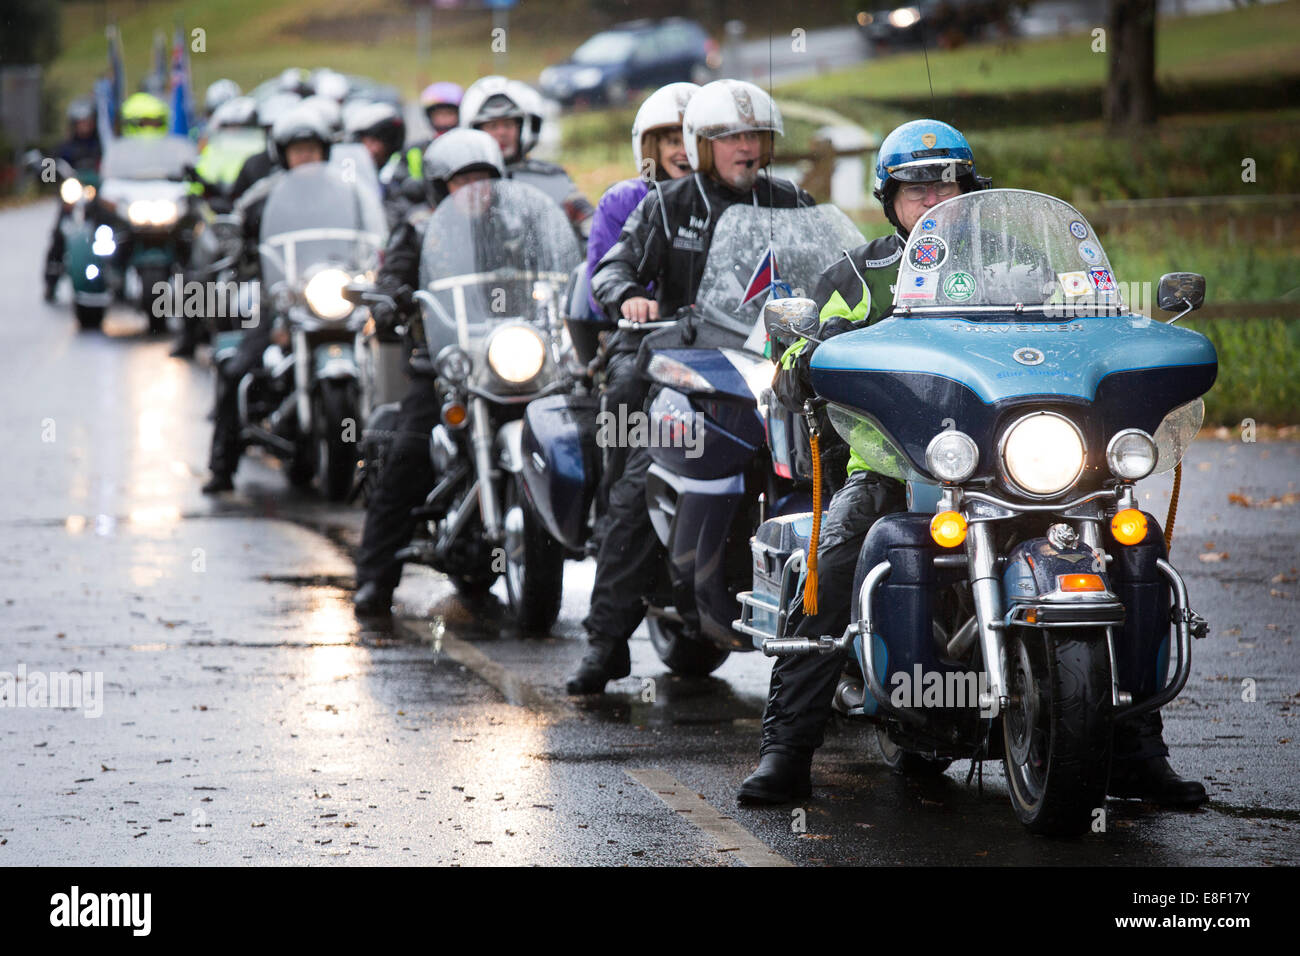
[346, 101, 417, 230]
[229, 92, 300, 203]
[119, 92, 169, 138]
[583, 82, 697, 534]
[353, 129, 506, 616]
[567, 79, 814, 694]
[201, 105, 332, 494]
[736, 119, 1208, 809]
[420, 81, 464, 140]
[43, 99, 103, 301]
[460, 76, 594, 242]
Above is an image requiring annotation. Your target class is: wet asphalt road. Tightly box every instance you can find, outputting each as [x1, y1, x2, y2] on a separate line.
[1, 198, 1297, 866]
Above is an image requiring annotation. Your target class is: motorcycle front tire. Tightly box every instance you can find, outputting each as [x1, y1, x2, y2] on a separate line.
[646, 613, 730, 676]
[315, 379, 359, 502]
[74, 303, 104, 331]
[502, 474, 564, 634]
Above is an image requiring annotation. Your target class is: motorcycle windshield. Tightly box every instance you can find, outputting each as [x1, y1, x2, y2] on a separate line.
[258, 162, 387, 288]
[100, 135, 198, 181]
[692, 202, 866, 345]
[418, 179, 580, 356]
[894, 188, 1122, 315]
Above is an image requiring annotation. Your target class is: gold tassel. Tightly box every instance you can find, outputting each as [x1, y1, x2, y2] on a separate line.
[1164, 461, 1182, 552]
[803, 430, 822, 615]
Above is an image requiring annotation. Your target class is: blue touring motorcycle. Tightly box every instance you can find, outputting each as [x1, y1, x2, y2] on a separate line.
[738, 189, 1216, 834]
[520, 201, 864, 673]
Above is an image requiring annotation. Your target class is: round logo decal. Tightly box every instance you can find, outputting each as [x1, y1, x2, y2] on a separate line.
[942, 271, 975, 301]
[1068, 220, 1088, 240]
[920, 217, 937, 232]
[1077, 240, 1102, 264]
[1013, 347, 1045, 366]
[909, 235, 948, 272]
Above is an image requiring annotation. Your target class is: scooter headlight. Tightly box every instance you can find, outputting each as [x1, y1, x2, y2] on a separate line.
[925, 430, 979, 483]
[303, 268, 353, 320]
[486, 325, 546, 384]
[1106, 428, 1157, 481]
[60, 178, 83, 205]
[999, 412, 1085, 497]
[127, 198, 180, 227]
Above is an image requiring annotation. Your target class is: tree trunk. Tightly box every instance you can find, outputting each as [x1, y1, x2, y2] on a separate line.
[1105, 0, 1158, 131]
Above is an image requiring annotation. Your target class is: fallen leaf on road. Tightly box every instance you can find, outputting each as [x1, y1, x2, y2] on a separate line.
[1271, 573, 1296, 584]
[1270, 589, 1290, 599]
[1198, 552, 1229, 563]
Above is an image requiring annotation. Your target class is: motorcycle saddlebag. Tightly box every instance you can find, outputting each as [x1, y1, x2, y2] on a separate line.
[743, 513, 814, 642]
[520, 393, 600, 550]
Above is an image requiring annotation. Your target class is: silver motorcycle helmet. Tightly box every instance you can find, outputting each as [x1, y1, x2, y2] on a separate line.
[681, 79, 783, 178]
[210, 95, 258, 130]
[270, 104, 333, 168]
[460, 76, 541, 160]
[422, 128, 505, 206]
[344, 101, 405, 160]
[204, 79, 242, 117]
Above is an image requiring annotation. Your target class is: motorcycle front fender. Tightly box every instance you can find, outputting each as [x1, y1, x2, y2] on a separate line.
[313, 341, 358, 381]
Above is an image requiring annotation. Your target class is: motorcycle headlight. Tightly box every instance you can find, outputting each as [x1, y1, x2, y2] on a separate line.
[645, 353, 715, 394]
[926, 430, 979, 483]
[487, 325, 546, 384]
[436, 345, 472, 383]
[1106, 429, 1157, 481]
[999, 412, 1085, 497]
[60, 178, 83, 205]
[303, 268, 353, 320]
[127, 199, 180, 227]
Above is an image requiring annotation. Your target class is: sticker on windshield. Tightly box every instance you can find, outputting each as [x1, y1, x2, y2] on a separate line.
[942, 271, 975, 301]
[1068, 220, 1089, 240]
[1088, 268, 1117, 292]
[909, 236, 947, 272]
[1058, 271, 1091, 296]
[899, 272, 937, 301]
[920, 217, 937, 232]
[1077, 241, 1102, 264]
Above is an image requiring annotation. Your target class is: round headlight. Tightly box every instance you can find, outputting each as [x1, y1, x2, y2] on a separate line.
[127, 200, 150, 226]
[1106, 429, 1157, 481]
[487, 325, 546, 384]
[1000, 412, 1085, 497]
[925, 430, 979, 483]
[303, 268, 353, 320]
[60, 178, 83, 205]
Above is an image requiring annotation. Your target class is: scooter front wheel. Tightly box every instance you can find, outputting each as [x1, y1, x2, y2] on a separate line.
[502, 475, 564, 634]
[1002, 626, 1113, 836]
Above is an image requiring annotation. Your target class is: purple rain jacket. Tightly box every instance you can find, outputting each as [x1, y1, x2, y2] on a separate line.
[585, 176, 650, 316]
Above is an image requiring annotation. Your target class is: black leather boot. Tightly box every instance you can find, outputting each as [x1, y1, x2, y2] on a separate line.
[737, 750, 813, 805]
[354, 581, 394, 618]
[565, 635, 630, 694]
[1109, 755, 1208, 808]
[201, 472, 234, 495]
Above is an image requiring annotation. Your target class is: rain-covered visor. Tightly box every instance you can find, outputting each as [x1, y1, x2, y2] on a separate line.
[888, 157, 973, 182]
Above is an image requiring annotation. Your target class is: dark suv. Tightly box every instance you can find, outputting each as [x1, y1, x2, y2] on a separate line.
[538, 18, 719, 108]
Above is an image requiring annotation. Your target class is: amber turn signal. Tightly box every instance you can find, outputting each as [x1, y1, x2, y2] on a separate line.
[441, 402, 467, 428]
[1059, 573, 1105, 592]
[930, 510, 968, 548]
[1111, 509, 1148, 545]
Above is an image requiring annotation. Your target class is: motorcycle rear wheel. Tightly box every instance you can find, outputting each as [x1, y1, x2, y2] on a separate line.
[73, 304, 103, 331]
[646, 614, 730, 676]
[1002, 626, 1113, 836]
[502, 475, 564, 634]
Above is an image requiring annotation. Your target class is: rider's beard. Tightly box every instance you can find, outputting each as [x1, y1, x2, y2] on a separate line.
[720, 159, 759, 192]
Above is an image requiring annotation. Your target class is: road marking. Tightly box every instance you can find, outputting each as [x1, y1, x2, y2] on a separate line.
[397, 619, 570, 719]
[626, 768, 792, 867]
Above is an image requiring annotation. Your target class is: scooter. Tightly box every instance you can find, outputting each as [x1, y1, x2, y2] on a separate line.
[738, 188, 1216, 835]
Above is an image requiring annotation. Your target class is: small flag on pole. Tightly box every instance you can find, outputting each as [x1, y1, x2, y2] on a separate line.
[741, 246, 779, 306]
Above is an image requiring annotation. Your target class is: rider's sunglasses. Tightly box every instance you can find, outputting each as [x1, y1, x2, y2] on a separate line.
[898, 181, 961, 201]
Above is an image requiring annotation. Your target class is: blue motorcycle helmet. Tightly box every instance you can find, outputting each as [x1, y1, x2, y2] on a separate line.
[873, 119, 989, 231]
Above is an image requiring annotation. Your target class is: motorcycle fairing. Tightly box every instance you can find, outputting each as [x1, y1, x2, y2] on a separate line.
[645, 386, 758, 481]
[519, 394, 600, 550]
[811, 314, 1217, 482]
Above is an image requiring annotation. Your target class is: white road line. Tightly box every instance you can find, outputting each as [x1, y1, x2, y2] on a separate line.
[626, 768, 793, 868]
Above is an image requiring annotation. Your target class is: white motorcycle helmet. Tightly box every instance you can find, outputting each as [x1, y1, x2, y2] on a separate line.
[423, 128, 505, 205]
[631, 82, 699, 175]
[299, 94, 343, 140]
[682, 79, 783, 177]
[204, 79, 242, 117]
[460, 76, 542, 159]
